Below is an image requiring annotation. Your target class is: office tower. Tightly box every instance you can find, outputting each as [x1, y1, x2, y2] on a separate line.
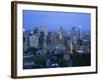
[50, 32, 57, 45]
[59, 26, 64, 39]
[46, 32, 51, 45]
[69, 26, 79, 53]
[58, 26, 64, 45]
[39, 26, 48, 47]
[23, 29, 30, 52]
[39, 31, 45, 48]
[29, 33, 39, 48]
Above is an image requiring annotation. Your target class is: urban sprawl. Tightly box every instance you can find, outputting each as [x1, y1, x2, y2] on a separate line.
[23, 26, 91, 69]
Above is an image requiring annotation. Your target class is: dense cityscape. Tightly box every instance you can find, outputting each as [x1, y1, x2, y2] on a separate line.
[23, 26, 91, 69]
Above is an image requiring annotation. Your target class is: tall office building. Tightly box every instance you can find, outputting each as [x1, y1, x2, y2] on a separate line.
[23, 30, 30, 52]
[39, 31, 45, 48]
[69, 26, 84, 54]
[58, 26, 64, 45]
[59, 26, 64, 39]
[29, 33, 39, 48]
[77, 25, 82, 39]
[69, 26, 79, 53]
[39, 26, 48, 47]
[46, 32, 51, 45]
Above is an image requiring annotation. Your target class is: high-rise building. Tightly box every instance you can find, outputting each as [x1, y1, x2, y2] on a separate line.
[23, 30, 30, 52]
[46, 32, 51, 45]
[39, 26, 48, 47]
[77, 25, 82, 39]
[39, 31, 45, 48]
[29, 33, 39, 48]
[58, 26, 64, 45]
[50, 32, 56, 45]
[69, 26, 83, 53]
[59, 26, 64, 39]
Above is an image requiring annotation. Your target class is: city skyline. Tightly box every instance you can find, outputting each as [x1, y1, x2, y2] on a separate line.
[23, 10, 91, 69]
[23, 10, 91, 32]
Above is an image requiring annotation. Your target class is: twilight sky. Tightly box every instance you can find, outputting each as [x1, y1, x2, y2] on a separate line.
[23, 10, 91, 32]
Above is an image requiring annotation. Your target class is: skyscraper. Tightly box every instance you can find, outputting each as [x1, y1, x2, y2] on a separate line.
[23, 30, 30, 52]
[39, 26, 48, 47]
[58, 26, 64, 45]
[29, 33, 39, 48]
[69, 26, 83, 54]
[39, 31, 45, 48]
[69, 26, 79, 53]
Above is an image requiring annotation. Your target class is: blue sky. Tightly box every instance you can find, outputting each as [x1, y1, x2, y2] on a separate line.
[23, 10, 91, 32]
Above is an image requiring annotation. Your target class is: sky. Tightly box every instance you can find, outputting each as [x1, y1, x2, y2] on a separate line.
[23, 10, 91, 32]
